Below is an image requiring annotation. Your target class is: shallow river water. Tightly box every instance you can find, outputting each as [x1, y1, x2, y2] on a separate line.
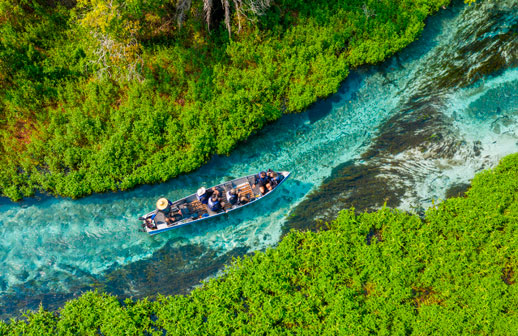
[0, 0, 517, 317]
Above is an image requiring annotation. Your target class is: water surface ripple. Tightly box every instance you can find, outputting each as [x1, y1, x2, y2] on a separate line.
[1, 0, 517, 317]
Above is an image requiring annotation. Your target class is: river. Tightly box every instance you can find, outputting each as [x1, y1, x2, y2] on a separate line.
[0, 0, 517, 318]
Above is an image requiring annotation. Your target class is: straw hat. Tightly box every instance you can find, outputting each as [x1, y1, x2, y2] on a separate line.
[197, 187, 206, 197]
[156, 198, 169, 210]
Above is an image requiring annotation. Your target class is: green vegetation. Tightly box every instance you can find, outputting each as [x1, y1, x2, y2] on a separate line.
[2, 152, 517, 334]
[0, 0, 451, 200]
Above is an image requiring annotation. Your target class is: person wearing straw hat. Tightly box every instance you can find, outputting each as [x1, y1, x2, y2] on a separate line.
[156, 197, 181, 224]
[156, 198, 172, 213]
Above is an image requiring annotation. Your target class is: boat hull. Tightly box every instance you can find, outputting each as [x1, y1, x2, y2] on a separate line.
[140, 171, 290, 235]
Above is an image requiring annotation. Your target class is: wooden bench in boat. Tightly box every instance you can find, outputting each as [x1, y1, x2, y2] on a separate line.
[187, 199, 208, 217]
[236, 182, 254, 200]
[189, 196, 225, 216]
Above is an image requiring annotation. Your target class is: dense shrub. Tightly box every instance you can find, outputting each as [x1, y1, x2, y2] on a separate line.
[0, 0, 450, 200]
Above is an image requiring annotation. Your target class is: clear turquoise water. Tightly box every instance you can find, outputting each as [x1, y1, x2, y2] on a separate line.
[0, 0, 517, 317]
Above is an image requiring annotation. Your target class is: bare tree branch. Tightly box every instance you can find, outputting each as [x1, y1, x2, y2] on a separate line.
[246, 0, 271, 15]
[232, 0, 242, 32]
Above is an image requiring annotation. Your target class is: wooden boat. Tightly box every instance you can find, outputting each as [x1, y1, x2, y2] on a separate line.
[140, 171, 291, 235]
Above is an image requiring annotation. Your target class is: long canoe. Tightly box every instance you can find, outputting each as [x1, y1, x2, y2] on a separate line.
[139, 171, 291, 235]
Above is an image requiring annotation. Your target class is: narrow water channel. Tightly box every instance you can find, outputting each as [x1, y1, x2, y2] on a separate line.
[0, 0, 517, 318]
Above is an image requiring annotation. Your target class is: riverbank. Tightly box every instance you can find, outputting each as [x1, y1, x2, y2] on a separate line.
[0, 0, 450, 200]
[2, 152, 516, 333]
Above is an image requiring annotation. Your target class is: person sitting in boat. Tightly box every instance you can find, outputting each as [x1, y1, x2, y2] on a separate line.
[208, 193, 226, 212]
[156, 198, 172, 213]
[238, 193, 250, 205]
[145, 215, 156, 229]
[153, 210, 170, 226]
[267, 170, 283, 190]
[156, 198, 181, 224]
[226, 188, 238, 206]
[252, 171, 271, 195]
[197, 187, 218, 204]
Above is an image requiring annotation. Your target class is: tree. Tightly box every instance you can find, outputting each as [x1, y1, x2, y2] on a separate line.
[76, 0, 144, 81]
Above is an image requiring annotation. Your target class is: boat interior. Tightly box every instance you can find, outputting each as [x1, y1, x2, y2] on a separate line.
[143, 172, 286, 232]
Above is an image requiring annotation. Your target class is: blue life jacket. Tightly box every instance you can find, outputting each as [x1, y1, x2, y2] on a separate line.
[208, 197, 221, 211]
[226, 191, 238, 205]
[162, 199, 174, 214]
[197, 194, 208, 204]
[256, 174, 270, 185]
[274, 174, 284, 184]
[197, 190, 213, 204]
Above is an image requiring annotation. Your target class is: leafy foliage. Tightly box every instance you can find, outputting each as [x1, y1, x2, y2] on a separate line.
[1, 153, 517, 334]
[0, 0, 450, 200]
